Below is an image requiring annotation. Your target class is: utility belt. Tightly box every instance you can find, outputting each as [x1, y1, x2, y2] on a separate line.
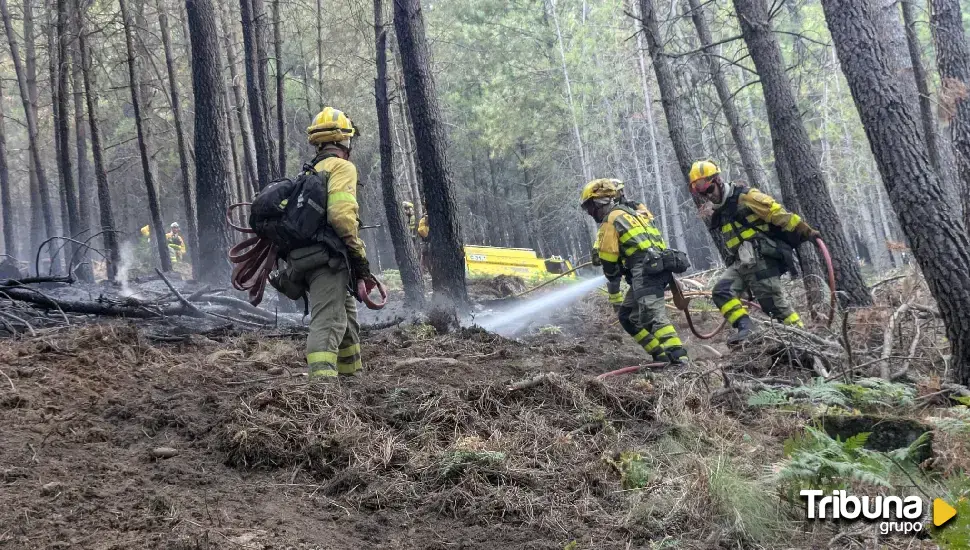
[270, 229, 353, 304]
[635, 247, 690, 277]
[732, 236, 797, 279]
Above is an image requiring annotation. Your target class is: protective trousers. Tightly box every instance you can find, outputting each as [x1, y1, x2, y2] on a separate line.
[711, 257, 801, 327]
[627, 261, 686, 361]
[616, 289, 663, 359]
[301, 263, 362, 377]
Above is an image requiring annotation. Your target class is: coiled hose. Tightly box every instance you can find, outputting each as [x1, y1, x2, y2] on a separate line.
[227, 203, 277, 306]
[680, 237, 837, 339]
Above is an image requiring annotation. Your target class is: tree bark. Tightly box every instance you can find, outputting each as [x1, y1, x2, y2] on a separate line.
[219, 0, 258, 194]
[119, 0, 171, 272]
[393, 0, 467, 308]
[77, 7, 119, 280]
[187, 0, 232, 284]
[901, 0, 944, 179]
[930, 0, 970, 230]
[821, 0, 970, 385]
[0, 71, 12, 257]
[272, 0, 285, 175]
[638, 0, 720, 261]
[239, 0, 275, 188]
[733, 0, 871, 306]
[70, 6, 94, 271]
[374, 0, 424, 306]
[1, 0, 55, 266]
[546, 0, 592, 183]
[316, 0, 323, 101]
[158, 0, 200, 277]
[687, 0, 768, 191]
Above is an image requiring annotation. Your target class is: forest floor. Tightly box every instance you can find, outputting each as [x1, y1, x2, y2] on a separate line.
[1, 271, 968, 549]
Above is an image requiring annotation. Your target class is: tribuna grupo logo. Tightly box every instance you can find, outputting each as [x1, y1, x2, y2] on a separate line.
[801, 490, 931, 535]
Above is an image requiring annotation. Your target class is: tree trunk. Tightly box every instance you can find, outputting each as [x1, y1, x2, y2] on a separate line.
[900, 0, 944, 179]
[272, 0, 285, 175]
[733, 0, 871, 306]
[219, 1, 258, 194]
[49, 13, 69, 265]
[158, 0, 200, 277]
[316, 0, 323, 101]
[374, 0, 423, 306]
[1, 0, 55, 267]
[638, 0, 719, 261]
[187, 0, 232, 284]
[546, 0, 592, 183]
[394, 0, 467, 308]
[930, 0, 970, 229]
[70, 7, 94, 275]
[24, 0, 44, 257]
[687, 0, 768, 191]
[239, 0, 274, 188]
[252, 0, 276, 173]
[821, 0, 970, 385]
[0, 72, 12, 257]
[119, 0, 171, 272]
[77, 7, 119, 280]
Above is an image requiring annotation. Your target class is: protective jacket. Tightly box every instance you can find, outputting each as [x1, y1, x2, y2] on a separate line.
[711, 186, 805, 266]
[596, 202, 667, 303]
[166, 232, 186, 261]
[417, 216, 429, 239]
[312, 155, 366, 260]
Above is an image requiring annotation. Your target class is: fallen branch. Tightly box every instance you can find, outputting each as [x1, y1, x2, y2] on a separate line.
[190, 294, 277, 322]
[155, 269, 206, 318]
[1, 287, 188, 318]
[0, 276, 74, 287]
[508, 372, 558, 391]
[881, 301, 912, 379]
[891, 312, 922, 381]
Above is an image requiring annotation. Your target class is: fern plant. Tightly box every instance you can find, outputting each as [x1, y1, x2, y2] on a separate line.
[748, 378, 914, 411]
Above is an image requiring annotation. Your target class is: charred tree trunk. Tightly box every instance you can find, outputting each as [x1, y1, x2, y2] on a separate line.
[187, 0, 232, 284]
[77, 8, 119, 280]
[0, 73, 12, 256]
[24, 0, 44, 256]
[687, 0, 768, 190]
[158, 0, 200, 277]
[70, 6, 94, 270]
[733, 0, 871, 306]
[272, 0, 285, 175]
[49, 13, 70, 265]
[119, 0, 171, 272]
[901, 0, 944, 179]
[930, 0, 970, 229]
[240, 0, 274, 188]
[252, 0, 276, 174]
[374, 0, 424, 306]
[1, 0, 55, 266]
[822, 0, 970, 384]
[394, 0, 468, 307]
[316, 0, 323, 100]
[638, 0, 722, 261]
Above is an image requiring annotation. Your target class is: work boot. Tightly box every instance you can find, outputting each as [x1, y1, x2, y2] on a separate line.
[726, 316, 757, 346]
[650, 350, 671, 365]
[308, 364, 338, 383]
[666, 347, 688, 367]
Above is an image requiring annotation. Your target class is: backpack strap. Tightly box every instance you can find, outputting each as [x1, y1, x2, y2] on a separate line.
[303, 151, 340, 174]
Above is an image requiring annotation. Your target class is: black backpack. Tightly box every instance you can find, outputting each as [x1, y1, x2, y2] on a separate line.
[249, 155, 334, 257]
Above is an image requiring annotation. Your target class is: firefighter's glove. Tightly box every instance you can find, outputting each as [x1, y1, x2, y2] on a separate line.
[794, 221, 821, 242]
[349, 254, 374, 284]
[590, 247, 601, 267]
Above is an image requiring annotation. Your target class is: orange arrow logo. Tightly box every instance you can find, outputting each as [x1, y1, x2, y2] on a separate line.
[934, 498, 957, 527]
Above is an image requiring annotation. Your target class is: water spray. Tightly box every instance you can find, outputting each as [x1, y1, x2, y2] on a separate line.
[476, 276, 606, 336]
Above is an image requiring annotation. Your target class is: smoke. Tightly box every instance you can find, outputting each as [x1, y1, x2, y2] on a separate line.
[116, 242, 139, 298]
[475, 276, 606, 336]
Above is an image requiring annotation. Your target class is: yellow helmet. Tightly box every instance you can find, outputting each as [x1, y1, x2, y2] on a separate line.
[580, 178, 621, 206]
[688, 160, 720, 185]
[140, 225, 150, 237]
[307, 107, 357, 147]
[402, 201, 414, 208]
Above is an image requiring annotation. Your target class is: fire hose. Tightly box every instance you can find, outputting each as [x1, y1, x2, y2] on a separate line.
[226, 203, 387, 309]
[675, 237, 837, 339]
[514, 261, 594, 298]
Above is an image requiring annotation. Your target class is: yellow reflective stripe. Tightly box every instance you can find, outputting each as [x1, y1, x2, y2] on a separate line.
[785, 214, 801, 231]
[726, 237, 741, 249]
[746, 213, 760, 223]
[726, 307, 748, 325]
[783, 312, 802, 326]
[643, 338, 660, 352]
[661, 337, 683, 349]
[337, 360, 361, 374]
[599, 250, 619, 262]
[633, 329, 650, 343]
[337, 344, 361, 357]
[309, 368, 338, 378]
[307, 351, 337, 365]
[654, 325, 676, 338]
[757, 224, 769, 232]
[740, 228, 757, 240]
[609, 292, 624, 304]
[719, 298, 742, 315]
[619, 226, 646, 243]
[327, 192, 357, 205]
[721, 223, 736, 234]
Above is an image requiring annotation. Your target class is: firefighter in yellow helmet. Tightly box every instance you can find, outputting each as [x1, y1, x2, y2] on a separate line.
[402, 201, 417, 242]
[688, 160, 819, 344]
[166, 222, 186, 263]
[275, 107, 370, 379]
[582, 178, 689, 366]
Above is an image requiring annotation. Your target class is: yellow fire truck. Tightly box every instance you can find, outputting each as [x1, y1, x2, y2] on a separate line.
[463, 245, 575, 280]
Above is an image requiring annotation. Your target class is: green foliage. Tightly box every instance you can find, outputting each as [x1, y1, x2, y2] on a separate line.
[747, 378, 914, 411]
[379, 269, 402, 292]
[953, 396, 970, 407]
[707, 458, 787, 545]
[774, 427, 930, 501]
[439, 450, 506, 480]
[537, 325, 562, 335]
[606, 451, 651, 490]
[927, 406, 970, 436]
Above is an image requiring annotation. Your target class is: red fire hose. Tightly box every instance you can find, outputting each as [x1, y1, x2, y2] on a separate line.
[680, 237, 837, 339]
[226, 203, 388, 310]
